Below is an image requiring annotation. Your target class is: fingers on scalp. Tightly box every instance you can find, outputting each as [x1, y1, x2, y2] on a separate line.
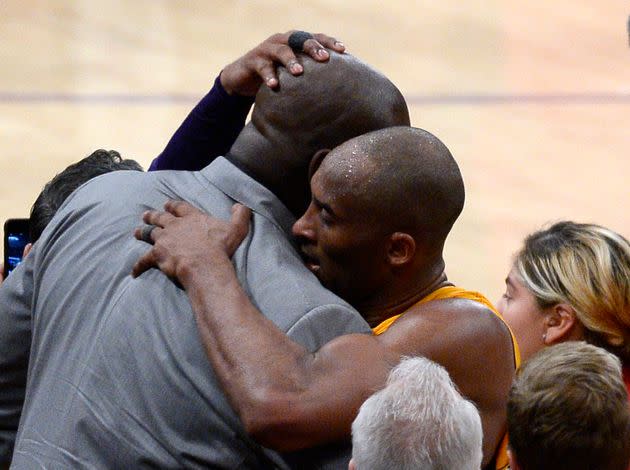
[303, 38, 329, 60]
[270, 44, 303, 73]
[252, 55, 277, 82]
[257, 63, 278, 86]
[313, 33, 344, 51]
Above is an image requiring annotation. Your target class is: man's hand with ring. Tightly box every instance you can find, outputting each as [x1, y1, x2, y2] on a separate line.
[133, 201, 251, 286]
[220, 30, 346, 96]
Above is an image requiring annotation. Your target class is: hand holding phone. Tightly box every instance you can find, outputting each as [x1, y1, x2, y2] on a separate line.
[3, 219, 31, 278]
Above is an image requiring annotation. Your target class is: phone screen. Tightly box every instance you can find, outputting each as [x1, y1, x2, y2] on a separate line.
[3, 219, 30, 277]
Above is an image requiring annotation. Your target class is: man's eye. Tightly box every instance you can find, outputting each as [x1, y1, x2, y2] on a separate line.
[319, 209, 333, 225]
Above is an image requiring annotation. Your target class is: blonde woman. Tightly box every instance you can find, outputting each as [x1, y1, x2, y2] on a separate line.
[497, 221, 630, 387]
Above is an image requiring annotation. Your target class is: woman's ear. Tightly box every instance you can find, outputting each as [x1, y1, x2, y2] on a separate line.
[542, 303, 581, 345]
[308, 149, 330, 180]
[386, 232, 416, 267]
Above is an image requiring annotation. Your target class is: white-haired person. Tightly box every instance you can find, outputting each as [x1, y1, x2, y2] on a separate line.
[349, 356, 483, 470]
[497, 221, 630, 385]
[507, 341, 630, 470]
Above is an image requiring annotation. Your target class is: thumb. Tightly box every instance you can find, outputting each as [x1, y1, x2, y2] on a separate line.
[226, 204, 252, 255]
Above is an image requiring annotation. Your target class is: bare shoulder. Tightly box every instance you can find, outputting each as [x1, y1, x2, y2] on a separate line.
[379, 297, 512, 355]
[374, 297, 516, 467]
[377, 297, 516, 399]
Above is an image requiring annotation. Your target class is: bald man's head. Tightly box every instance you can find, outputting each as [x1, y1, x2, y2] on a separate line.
[292, 126, 463, 309]
[228, 52, 410, 216]
[319, 126, 464, 248]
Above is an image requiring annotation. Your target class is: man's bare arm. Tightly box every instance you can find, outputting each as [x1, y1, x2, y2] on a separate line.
[133, 201, 515, 466]
[133, 201, 393, 449]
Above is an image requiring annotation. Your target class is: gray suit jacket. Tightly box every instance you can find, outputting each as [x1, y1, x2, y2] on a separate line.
[0, 157, 370, 469]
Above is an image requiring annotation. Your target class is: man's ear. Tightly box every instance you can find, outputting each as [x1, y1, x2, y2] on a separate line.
[386, 232, 416, 267]
[543, 303, 580, 345]
[348, 458, 356, 470]
[308, 149, 330, 180]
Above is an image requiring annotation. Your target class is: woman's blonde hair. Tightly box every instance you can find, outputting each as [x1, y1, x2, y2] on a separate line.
[514, 221, 630, 363]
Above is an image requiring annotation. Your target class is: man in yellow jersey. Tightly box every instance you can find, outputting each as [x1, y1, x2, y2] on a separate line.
[134, 126, 518, 469]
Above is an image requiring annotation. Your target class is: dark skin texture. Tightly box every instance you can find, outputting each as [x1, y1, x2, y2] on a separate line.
[219, 30, 346, 96]
[225, 50, 410, 217]
[133, 128, 516, 468]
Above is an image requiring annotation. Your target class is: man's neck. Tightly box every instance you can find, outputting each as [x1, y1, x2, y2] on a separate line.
[358, 264, 450, 328]
[227, 134, 310, 218]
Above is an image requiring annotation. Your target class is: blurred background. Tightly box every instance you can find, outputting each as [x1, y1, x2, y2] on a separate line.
[1, 0, 628, 301]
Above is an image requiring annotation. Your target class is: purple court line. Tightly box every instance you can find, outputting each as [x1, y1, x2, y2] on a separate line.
[406, 92, 630, 105]
[0, 92, 197, 105]
[1, 91, 630, 105]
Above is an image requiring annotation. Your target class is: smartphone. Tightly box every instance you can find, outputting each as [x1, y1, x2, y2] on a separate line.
[3, 218, 30, 278]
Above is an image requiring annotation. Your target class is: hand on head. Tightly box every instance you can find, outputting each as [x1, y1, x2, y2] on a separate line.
[132, 201, 251, 285]
[220, 30, 346, 96]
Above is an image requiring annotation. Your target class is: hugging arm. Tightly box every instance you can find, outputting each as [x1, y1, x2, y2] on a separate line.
[133, 202, 515, 467]
[132, 202, 514, 467]
[132, 201, 393, 450]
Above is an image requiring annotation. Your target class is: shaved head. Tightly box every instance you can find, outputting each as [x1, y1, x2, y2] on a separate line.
[318, 126, 464, 249]
[293, 126, 464, 311]
[228, 52, 410, 216]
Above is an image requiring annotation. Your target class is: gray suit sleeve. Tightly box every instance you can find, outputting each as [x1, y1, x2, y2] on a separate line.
[0, 253, 34, 463]
[286, 304, 371, 353]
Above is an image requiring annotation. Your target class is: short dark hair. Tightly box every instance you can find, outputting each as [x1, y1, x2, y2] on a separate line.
[30, 149, 142, 242]
[507, 342, 630, 470]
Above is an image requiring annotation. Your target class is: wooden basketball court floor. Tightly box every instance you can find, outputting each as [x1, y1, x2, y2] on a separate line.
[1, 1, 628, 301]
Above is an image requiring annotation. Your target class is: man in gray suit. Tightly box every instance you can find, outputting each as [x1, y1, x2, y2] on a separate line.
[0, 41, 409, 468]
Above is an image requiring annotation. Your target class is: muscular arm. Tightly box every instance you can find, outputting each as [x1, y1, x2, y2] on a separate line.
[186, 253, 392, 448]
[133, 202, 516, 467]
[190, 265, 512, 466]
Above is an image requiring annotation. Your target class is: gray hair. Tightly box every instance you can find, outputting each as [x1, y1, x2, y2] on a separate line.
[351, 357, 482, 470]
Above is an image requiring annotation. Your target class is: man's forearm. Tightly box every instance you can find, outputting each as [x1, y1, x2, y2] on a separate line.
[182, 252, 313, 437]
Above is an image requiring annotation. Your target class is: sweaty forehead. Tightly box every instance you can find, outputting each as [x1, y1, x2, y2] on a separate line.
[315, 142, 378, 200]
[321, 139, 376, 177]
